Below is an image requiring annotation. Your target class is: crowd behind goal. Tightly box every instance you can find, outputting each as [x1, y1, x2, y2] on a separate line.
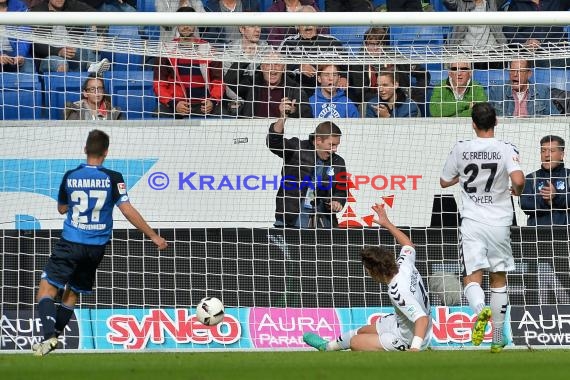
[1, 0, 570, 120]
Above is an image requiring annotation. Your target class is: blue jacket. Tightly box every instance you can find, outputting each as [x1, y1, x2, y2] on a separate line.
[365, 88, 420, 118]
[503, 0, 570, 45]
[5, 0, 31, 58]
[309, 88, 360, 118]
[202, 0, 260, 44]
[489, 83, 560, 116]
[520, 164, 570, 226]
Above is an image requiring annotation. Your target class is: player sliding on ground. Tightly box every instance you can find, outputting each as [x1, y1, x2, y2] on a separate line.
[303, 203, 432, 352]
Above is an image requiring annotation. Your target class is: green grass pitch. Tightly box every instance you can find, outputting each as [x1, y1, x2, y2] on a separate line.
[1, 350, 569, 380]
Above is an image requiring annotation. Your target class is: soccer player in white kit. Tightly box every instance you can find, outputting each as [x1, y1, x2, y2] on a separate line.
[440, 102, 525, 353]
[303, 203, 432, 352]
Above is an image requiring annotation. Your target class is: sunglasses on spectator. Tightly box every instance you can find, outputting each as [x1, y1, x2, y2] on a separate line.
[449, 67, 471, 71]
[85, 86, 105, 93]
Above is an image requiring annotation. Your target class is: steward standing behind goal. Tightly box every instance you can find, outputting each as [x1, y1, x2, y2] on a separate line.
[31, 129, 168, 356]
[266, 107, 347, 228]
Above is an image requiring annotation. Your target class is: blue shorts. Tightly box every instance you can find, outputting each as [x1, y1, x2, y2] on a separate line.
[41, 239, 106, 294]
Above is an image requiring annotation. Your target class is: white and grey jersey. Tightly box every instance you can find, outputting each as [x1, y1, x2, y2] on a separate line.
[441, 137, 522, 226]
[387, 245, 431, 342]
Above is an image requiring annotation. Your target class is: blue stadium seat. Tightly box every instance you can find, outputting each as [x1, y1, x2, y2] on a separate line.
[137, 0, 156, 12]
[390, 26, 445, 46]
[109, 70, 157, 119]
[260, 0, 273, 11]
[43, 72, 93, 120]
[389, 26, 445, 59]
[534, 68, 569, 91]
[102, 25, 145, 71]
[431, 0, 449, 12]
[329, 25, 369, 47]
[429, 69, 448, 86]
[371, 0, 387, 8]
[136, 1, 160, 41]
[0, 73, 43, 120]
[473, 69, 507, 89]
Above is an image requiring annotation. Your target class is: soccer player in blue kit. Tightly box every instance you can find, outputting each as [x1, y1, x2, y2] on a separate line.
[32, 129, 168, 356]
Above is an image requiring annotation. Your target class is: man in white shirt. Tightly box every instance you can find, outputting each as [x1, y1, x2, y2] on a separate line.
[440, 102, 525, 353]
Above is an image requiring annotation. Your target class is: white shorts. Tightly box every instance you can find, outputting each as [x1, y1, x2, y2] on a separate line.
[459, 218, 515, 276]
[375, 314, 430, 352]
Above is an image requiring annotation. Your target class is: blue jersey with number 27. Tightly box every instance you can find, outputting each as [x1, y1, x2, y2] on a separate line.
[58, 163, 130, 246]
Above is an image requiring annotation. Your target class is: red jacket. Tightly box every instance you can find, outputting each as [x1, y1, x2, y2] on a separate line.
[153, 38, 224, 106]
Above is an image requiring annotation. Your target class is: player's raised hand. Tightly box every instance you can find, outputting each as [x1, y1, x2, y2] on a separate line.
[371, 203, 390, 227]
[372, 203, 413, 247]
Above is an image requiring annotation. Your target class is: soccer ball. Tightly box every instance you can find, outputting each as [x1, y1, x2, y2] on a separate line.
[196, 297, 225, 326]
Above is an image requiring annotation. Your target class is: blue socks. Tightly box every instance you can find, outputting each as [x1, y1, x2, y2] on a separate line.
[38, 297, 56, 339]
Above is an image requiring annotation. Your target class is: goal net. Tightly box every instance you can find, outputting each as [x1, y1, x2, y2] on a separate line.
[1, 10, 569, 352]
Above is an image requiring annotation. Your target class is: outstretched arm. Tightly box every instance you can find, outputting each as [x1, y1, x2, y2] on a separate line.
[371, 203, 413, 247]
[118, 202, 168, 250]
[409, 315, 429, 352]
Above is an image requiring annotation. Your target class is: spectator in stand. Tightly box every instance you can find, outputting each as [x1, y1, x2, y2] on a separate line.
[310, 64, 359, 118]
[81, 0, 136, 11]
[30, 0, 107, 73]
[0, 0, 35, 73]
[387, 0, 423, 11]
[65, 74, 124, 120]
[101, 0, 136, 12]
[348, 26, 430, 114]
[153, 6, 225, 118]
[156, 0, 205, 12]
[520, 135, 570, 226]
[503, 0, 570, 68]
[325, 0, 372, 11]
[429, 62, 487, 117]
[202, 0, 260, 45]
[365, 70, 420, 118]
[155, 0, 205, 42]
[266, 0, 323, 46]
[223, 25, 272, 115]
[279, 5, 346, 98]
[488, 59, 560, 117]
[238, 51, 312, 118]
[445, 0, 506, 70]
[267, 116, 347, 228]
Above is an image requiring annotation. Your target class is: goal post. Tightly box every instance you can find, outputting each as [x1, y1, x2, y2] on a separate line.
[1, 11, 570, 352]
[1, 10, 570, 26]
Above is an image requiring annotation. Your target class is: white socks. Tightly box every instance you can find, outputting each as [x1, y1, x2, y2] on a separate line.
[490, 286, 508, 344]
[464, 281, 486, 315]
[327, 329, 357, 351]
